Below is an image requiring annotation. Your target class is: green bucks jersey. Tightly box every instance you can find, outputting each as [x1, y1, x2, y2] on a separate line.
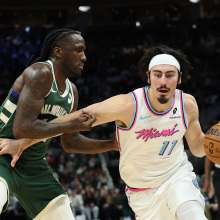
[0, 60, 74, 160]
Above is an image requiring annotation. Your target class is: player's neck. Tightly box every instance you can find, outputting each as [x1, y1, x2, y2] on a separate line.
[52, 61, 68, 92]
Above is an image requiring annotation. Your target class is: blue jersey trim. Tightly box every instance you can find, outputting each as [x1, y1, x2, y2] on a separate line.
[181, 91, 188, 128]
[12, 90, 19, 99]
[144, 87, 174, 115]
[116, 92, 137, 130]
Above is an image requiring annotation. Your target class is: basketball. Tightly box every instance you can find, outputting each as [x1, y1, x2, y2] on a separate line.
[204, 123, 220, 164]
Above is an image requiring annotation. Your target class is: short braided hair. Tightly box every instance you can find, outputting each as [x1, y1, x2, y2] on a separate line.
[27, 28, 81, 67]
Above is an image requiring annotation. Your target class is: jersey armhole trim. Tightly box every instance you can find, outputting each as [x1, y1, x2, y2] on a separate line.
[12, 90, 19, 98]
[38, 60, 53, 97]
[116, 91, 138, 131]
[143, 86, 175, 116]
[68, 80, 74, 112]
[180, 90, 188, 130]
[116, 91, 138, 153]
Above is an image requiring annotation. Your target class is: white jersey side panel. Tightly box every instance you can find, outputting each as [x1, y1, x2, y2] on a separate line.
[116, 87, 189, 188]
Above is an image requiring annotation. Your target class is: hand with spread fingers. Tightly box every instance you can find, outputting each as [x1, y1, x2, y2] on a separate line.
[0, 111, 96, 168]
[0, 138, 24, 167]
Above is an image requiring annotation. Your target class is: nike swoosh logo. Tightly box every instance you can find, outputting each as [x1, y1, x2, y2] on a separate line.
[140, 115, 152, 120]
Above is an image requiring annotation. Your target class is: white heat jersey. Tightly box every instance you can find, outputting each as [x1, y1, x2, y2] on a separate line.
[116, 86, 189, 189]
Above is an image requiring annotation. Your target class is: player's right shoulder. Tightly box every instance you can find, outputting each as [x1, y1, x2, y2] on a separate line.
[22, 63, 53, 83]
[111, 93, 135, 114]
[111, 93, 134, 107]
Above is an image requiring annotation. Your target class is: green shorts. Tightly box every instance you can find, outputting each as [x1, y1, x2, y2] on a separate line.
[0, 155, 66, 219]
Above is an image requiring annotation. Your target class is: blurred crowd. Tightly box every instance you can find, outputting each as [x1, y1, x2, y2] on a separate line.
[0, 9, 220, 220]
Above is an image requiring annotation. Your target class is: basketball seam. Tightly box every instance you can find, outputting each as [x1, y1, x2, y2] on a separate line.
[204, 137, 220, 144]
[214, 124, 220, 127]
[205, 155, 220, 158]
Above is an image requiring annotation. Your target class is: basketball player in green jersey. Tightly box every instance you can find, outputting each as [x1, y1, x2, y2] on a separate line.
[0, 29, 118, 220]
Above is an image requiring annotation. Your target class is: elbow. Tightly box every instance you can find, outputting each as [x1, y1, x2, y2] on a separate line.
[61, 133, 79, 153]
[13, 125, 28, 139]
[190, 149, 206, 158]
[13, 128, 24, 139]
[193, 153, 205, 158]
[63, 144, 72, 153]
[61, 139, 72, 153]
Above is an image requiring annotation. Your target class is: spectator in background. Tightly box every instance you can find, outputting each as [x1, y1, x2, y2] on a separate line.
[98, 187, 114, 220]
[69, 188, 85, 218]
[204, 156, 219, 220]
[83, 185, 99, 220]
[112, 188, 123, 219]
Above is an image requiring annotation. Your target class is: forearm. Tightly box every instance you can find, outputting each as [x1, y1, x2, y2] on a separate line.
[13, 120, 69, 139]
[16, 138, 45, 152]
[12, 118, 70, 149]
[61, 133, 117, 154]
[189, 133, 206, 158]
[205, 156, 214, 181]
[51, 111, 81, 124]
[12, 110, 93, 150]
[13, 109, 83, 139]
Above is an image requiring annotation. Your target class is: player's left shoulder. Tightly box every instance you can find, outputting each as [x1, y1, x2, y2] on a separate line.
[183, 93, 198, 117]
[69, 82, 77, 93]
[69, 82, 78, 112]
[183, 92, 197, 105]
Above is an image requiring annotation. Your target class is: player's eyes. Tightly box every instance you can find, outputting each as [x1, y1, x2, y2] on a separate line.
[155, 74, 161, 77]
[166, 74, 174, 78]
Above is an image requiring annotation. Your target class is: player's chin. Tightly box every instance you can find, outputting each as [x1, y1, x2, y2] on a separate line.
[157, 96, 169, 104]
[71, 71, 82, 78]
[77, 67, 83, 75]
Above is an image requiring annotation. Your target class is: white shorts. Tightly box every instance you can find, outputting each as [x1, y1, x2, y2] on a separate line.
[125, 162, 205, 220]
[34, 195, 75, 220]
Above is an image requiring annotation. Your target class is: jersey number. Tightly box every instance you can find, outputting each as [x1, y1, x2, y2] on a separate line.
[159, 140, 178, 155]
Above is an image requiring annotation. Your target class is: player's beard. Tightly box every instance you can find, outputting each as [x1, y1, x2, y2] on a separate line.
[157, 85, 170, 104]
[157, 95, 169, 104]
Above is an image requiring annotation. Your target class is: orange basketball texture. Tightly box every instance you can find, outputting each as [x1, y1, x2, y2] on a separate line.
[204, 123, 220, 164]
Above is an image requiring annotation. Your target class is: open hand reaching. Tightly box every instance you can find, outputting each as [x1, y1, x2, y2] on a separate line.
[0, 138, 24, 167]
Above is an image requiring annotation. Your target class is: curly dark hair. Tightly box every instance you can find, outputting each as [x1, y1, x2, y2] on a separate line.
[138, 45, 192, 83]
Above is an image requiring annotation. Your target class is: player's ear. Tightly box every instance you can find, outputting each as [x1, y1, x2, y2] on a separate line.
[146, 71, 150, 84]
[178, 72, 182, 84]
[54, 47, 63, 59]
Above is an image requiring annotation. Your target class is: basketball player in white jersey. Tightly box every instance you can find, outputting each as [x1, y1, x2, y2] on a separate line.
[0, 45, 208, 219]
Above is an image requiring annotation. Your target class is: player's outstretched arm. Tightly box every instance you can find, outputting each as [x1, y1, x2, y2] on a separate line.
[60, 93, 134, 153]
[0, 111, 95, 167]
[61, 131, 119, 154]
[0, 92, 134, 167]
[184, 93, 206, 157]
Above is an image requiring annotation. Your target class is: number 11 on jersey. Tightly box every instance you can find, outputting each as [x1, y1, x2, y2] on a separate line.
[159, 140, 178, 155]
